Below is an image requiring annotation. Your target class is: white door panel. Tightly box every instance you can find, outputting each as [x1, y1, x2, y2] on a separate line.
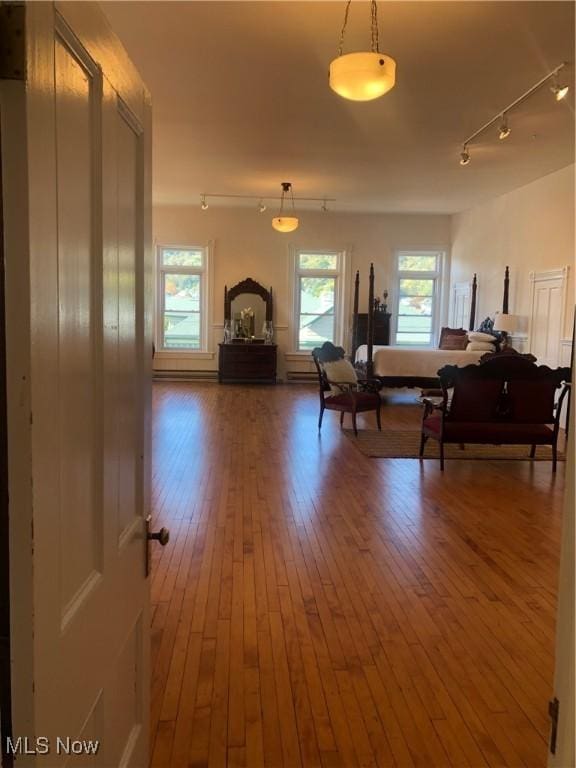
[1, 3, 152, 766]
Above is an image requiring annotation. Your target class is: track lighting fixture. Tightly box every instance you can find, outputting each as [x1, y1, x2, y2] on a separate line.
[498, 114, 511, 140]
[329, 0, 396, 101]
[198, 190, 336, 231]
[272, 182, 299, 233]
[458, 62, 570, 165]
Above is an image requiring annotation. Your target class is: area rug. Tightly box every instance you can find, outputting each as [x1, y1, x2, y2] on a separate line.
[343, 429, 566, 461]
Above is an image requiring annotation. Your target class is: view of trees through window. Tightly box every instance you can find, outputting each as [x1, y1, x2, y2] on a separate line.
[297, 252, 339, 350]
[159, 248, 204, 349]
[395, 252, 441, 346]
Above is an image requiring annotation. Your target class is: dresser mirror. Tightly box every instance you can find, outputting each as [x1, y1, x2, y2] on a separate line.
[224, 278, 273, 341]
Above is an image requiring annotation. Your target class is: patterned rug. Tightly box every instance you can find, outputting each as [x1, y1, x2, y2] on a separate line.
[343, 429, 566, 461]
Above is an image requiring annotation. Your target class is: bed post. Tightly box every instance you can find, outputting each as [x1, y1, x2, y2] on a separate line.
[469, 273, 477, 330]
[351, 270, 360, 362]
[503, 266, 509, 313]
[367, 263, 375, 379]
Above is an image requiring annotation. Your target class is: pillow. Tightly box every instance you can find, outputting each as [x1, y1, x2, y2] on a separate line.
[469, 331, 497, 342]
[466, 341, 496, 352]
[322, 358, 358, 396]
[440, 334, 469, 351]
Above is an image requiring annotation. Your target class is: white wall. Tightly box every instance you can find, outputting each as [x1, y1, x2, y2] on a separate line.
[450, 164, 575, 357]
[153, 207, 451, 379]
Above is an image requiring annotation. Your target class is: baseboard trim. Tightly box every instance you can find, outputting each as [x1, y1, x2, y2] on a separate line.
[153, 369, 218, 382]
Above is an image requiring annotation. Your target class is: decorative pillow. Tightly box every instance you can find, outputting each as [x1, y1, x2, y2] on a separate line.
[440, 334, 469, 351]
[466, 341, 496, 352]
[468, 331, 497, 342]
[322, 358, 358, 396]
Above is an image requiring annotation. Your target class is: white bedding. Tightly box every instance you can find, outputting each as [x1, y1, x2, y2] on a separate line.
[355, 345, 484, 378]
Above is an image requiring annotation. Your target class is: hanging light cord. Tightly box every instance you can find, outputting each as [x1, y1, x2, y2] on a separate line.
[370, 0, 380, 53]
[337, 0, 380, 56]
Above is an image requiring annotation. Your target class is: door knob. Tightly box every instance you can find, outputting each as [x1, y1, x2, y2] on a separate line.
[147, 527, 170, 546]
[145, 515, 170, 577]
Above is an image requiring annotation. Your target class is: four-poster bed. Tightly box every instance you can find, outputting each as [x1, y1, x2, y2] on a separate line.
[352, 265, 510, 387]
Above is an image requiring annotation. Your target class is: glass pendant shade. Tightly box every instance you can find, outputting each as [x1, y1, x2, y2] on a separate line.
[329, 52, 396, 101]
[272, 216, 299, 233]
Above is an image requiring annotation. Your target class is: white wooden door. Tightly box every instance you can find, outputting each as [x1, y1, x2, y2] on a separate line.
[1, 3, 153, 766]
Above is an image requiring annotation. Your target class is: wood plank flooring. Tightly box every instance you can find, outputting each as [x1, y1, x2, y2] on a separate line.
[149, 383, 565, 768]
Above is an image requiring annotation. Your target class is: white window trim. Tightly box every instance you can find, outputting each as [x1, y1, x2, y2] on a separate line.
[392, 249, 446, 348]
[289, 246, 350, 355]
[154, 241, 214, 358]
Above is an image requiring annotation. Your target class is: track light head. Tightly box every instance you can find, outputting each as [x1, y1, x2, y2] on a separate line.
[200, 195, 209, 211]
[459, 147, 470, 166]
[321, 199, 328, 213]
[498, 115, 511, 140]
[551, 83, 569, 101]
[258, 200, 267, 213]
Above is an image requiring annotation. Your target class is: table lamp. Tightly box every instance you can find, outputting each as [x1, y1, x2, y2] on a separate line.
[493, 313, 517, 349]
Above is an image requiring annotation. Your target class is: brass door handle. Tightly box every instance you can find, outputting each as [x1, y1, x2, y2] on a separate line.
[147, 527, 170, 546]
[145, 515, 170, 577]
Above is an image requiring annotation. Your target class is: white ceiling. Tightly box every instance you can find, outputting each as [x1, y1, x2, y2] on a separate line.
[101, 1, 575, 214]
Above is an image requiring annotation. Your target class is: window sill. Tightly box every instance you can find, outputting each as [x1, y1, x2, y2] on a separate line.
[155, 350, 215, 360]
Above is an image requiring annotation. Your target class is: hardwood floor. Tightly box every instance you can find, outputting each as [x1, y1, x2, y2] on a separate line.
[149, 383, 565, 768]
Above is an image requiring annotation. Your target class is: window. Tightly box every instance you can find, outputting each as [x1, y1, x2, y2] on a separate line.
[157, 245, 208, 351]
[295, 251, 343, 351]
[394, 251, 443, 346]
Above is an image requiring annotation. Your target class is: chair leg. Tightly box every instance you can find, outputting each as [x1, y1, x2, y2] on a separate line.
[552, 443, 557, 472]
[340, 411, 344, 427]
[376, 403, 382, 432]
[419, 432, 427, 457]
[530, 444, 536, 458]
[439, 441, 445, 471]
[318, 405, 324, 431]
[352, 410, 358, 437]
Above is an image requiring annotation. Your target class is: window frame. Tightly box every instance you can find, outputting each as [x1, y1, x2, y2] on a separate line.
[291, 248, 349, 354]
[392, 250, 445, 348]
[155, 243, 212, 356]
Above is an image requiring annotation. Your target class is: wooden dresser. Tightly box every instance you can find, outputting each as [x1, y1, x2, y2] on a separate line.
[356, 311, 391, 346]
[218, 343, 277, 384]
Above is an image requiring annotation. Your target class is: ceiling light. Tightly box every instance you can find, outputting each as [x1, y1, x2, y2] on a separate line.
[329, 0, 396, 102]
[272, 182, 299, 233]
[321, 199, 328, 212]
[498, 114, 511, 140]
[200, 195, 208, 211]
[258, 200, 267, 213]
[459, 147, 470, 166]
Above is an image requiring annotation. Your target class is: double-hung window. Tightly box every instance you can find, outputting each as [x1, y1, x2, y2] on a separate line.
[394, 251, 444, 346]
[295, 251, 343, 351]
[157, 245, 207, 351]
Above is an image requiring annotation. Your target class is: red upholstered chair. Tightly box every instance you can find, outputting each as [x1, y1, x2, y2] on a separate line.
[420, 352, 571, 470]
[312, 342, 382, 436]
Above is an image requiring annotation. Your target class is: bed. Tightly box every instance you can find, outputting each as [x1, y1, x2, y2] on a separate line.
[352, 265, 509, 387]
[354, 344, 485, 387]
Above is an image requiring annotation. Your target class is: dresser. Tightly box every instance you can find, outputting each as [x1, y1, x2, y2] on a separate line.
[356, 311, 391, 346]
[218, 343, 277, 384]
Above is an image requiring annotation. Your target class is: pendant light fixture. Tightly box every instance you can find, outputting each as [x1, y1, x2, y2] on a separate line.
[329, 0, 396, 102]
[272, 182, 299, 233]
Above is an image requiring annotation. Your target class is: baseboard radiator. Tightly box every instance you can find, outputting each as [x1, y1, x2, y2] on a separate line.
[153, 369, 218, 382]
[286, 371, 316, 383]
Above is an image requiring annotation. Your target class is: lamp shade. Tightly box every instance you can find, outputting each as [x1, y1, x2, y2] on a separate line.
[493, 313, 517, 333]
[272, 216, 299, 233]
[329, 52, 396, 101]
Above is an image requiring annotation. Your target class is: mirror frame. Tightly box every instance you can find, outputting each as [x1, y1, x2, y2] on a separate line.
[224, 277, 273, 324]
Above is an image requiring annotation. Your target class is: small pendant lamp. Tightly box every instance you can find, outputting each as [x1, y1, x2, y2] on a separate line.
[272, 182, 299, 233]
[329, 0, 396, 102]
